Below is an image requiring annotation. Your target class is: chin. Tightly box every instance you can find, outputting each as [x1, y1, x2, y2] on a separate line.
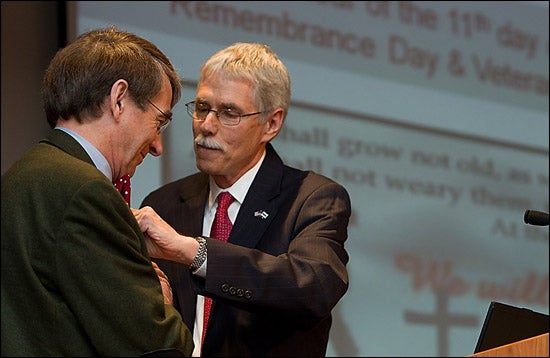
[196, 160, 217, 175]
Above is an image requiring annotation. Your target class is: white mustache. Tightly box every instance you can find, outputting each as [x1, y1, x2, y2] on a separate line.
[194, 134, 225, 151]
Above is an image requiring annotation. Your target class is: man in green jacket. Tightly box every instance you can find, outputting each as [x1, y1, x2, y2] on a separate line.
[1, 26, 193, 356]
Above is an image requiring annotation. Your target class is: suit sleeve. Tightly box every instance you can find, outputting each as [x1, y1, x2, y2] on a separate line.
[205, 179, 351, 319]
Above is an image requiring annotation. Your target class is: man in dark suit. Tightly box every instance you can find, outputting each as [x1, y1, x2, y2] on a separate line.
[1, 27, 193, 356]
[134, 42, 351, 356]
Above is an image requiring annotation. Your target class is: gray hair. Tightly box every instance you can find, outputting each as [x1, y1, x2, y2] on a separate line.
[199, 42, 290, 121]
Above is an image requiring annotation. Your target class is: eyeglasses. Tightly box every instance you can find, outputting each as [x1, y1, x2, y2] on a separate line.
[147, 99, 173, 134]
[185, 101, 263, 126]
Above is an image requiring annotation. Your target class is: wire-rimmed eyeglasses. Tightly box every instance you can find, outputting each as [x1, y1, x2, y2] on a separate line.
[147, 99, 173, 134]
[185, 101, 263, 126]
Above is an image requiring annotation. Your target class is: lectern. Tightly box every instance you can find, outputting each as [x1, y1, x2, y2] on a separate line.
[468, 301, 549, 357]
[469, 332, 548, 357]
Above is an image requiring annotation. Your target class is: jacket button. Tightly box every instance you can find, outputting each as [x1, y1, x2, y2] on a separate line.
[221, 284, 230, 293]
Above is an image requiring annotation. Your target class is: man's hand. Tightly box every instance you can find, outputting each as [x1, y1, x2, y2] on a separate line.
[151, 261, 172, 305]
[132, 206, 198, 265]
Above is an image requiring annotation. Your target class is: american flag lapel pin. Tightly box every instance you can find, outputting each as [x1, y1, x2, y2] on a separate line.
[254, 210, 269, 219]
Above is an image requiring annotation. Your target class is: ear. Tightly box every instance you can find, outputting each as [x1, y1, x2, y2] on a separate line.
[261, 108, 285, 143]
[110, 79, 129, 120]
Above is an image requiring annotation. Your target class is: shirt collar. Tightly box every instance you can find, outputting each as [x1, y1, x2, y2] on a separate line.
[208, 149, 266, 211]
[55, 127, 112, 180]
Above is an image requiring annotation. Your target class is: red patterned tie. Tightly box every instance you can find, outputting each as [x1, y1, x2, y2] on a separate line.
[203, 191, 234, 347]
[113, 174, 131, 206]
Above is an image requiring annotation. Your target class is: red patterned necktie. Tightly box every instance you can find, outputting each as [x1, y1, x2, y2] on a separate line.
[202, 191, 234, 347]
[113, 174, 131, 206]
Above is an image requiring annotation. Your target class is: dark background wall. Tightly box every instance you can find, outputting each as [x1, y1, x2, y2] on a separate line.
[1, 1, 61, 174]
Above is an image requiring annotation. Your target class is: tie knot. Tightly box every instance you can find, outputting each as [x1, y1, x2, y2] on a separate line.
[113, 174, 131, 206]
[216, 191, 234, 211]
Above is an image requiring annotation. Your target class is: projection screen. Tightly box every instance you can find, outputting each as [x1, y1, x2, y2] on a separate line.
[67, 2, 548, 356]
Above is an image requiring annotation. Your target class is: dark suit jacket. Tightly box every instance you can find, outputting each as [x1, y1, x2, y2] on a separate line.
[142, 143, 351, 356]
[1, 129, 193, 357]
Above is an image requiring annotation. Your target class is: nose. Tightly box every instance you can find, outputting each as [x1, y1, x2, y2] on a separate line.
[149, 134, 164, 156]
[197, 110, 220, 134]
[204, 109, 220, 121]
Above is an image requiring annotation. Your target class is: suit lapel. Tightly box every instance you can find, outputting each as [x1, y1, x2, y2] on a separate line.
[179, 173, 210, 237]
[229, 144, 284, 248]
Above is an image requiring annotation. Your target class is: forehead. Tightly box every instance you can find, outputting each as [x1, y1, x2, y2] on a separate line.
[196, 75, 255, 106]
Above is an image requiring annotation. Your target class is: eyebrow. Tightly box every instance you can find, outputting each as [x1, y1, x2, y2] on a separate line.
[197, 100, 240, 111]
[164, 110, 173, 119]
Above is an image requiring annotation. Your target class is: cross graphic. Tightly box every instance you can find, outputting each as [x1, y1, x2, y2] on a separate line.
[404, 290, 479, 356]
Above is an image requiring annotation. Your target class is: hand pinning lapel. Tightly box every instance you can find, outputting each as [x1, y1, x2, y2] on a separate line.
[254, 210, 269, 219]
